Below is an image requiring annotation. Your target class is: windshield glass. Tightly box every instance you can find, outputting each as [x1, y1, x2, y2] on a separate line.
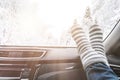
[0, 0, 119, 46]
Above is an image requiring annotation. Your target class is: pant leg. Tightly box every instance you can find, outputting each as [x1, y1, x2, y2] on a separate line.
[85, 62, 119, 80]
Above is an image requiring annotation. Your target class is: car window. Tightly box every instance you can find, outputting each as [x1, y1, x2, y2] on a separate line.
[0, 0, 117, 46]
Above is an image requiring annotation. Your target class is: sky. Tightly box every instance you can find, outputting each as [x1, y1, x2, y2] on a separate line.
[35, 0, 91, 39]
[15, 0, 91, 41]
[37, 0, 90, 28]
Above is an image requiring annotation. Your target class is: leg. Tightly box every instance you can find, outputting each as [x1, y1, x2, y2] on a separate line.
[86, 62, 119, 80]
[87, 24, 119, 80]
[71, 21, 119, 80]
[71, 21, 108, 70]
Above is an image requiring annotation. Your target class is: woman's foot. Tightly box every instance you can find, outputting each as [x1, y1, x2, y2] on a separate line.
[71, 20, 109, 69]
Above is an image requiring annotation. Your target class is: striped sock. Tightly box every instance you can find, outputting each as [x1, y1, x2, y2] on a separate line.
[71, 21, 92, 54]
[89, 24, 109, 66]
[71, 21, 102, 69]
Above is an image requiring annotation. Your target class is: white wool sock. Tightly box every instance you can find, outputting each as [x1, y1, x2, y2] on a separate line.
[71, 21, 109, 69]
[89, 24, 109, 66]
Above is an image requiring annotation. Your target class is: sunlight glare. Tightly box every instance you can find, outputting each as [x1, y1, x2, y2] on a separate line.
[9, 0, 91, 45]
[36, 0, 90, 40]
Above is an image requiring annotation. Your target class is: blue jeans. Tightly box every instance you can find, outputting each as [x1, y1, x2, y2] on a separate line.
[85, 62, 119, 80]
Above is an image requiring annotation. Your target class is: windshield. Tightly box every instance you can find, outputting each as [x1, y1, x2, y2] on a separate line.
[0, 0, 119, 46]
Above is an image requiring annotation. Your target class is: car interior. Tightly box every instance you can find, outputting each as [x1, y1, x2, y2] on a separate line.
[104, 19, 120, 79]
[0, 0, 120, 80]
[0, 19, 120, 80]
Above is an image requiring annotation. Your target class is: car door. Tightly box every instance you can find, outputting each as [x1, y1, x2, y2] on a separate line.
[104, 19, 120, 78]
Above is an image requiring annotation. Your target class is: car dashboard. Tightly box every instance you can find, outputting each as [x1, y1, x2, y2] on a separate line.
[0, 46, 86, 80]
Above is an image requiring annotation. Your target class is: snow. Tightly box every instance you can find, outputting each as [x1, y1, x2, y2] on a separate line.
[89, 0, 120, 39]
[0, 0, 120, 46]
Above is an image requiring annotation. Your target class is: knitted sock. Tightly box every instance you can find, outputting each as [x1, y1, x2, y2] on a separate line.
[89, 24, 109, 66]
[71, 21, 109, 69]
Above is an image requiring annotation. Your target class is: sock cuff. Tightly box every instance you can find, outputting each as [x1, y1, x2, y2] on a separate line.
[80, 49, 109, 69]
